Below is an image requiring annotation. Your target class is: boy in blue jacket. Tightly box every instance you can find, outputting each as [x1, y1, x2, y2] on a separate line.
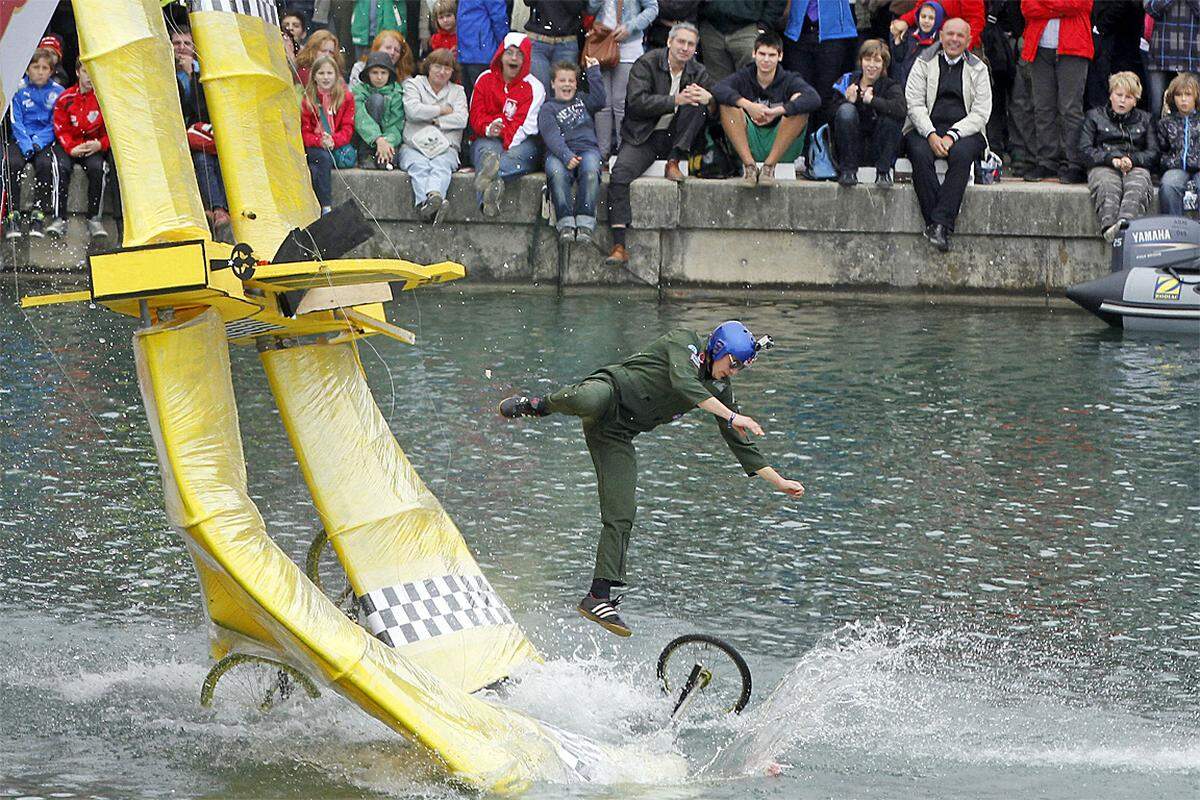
[537, 58, 606, 245]
[3, 49, 72, 240]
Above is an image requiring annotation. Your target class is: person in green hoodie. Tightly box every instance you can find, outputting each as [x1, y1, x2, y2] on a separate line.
[352, 51, 405, 169]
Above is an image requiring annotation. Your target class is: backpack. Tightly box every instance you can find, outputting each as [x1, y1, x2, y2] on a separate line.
[803, 124, 836, 181]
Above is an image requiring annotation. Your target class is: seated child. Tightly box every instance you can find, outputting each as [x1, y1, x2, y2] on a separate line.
[53, 60, 119, 240]
[300, 55, 356, 214]
[889, 1, 943, 85]
[351, 51, 405, 169]
[427, 0, 458, 58]
[1080, 72, 1159, 242]
[3, 48, 70, 240]
[1157, 72, 1200, 217]
[536, 58, 606, 245]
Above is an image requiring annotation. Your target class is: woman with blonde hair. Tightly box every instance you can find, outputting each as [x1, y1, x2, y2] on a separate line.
[300, 55, 357, 214]
[1079, 72, 1159, 242]
[349, 29, 415, 86]
[296, 29, 345, 85]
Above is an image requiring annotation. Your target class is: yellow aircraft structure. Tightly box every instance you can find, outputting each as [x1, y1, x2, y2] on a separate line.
[19, 0, 641, 791]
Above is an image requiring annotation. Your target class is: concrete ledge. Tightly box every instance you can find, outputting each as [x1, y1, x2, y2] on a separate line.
[6, 165, 1114, 292]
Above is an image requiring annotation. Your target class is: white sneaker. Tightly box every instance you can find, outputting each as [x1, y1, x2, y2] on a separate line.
[87, 216, 109, 238]
[45, 217, 67, 238]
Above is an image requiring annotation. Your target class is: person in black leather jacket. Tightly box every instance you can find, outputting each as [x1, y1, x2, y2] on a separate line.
[1079, 72, 1159, 242]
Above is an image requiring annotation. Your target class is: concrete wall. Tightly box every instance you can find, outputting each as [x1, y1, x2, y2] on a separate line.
[6, 167, 1113, 294]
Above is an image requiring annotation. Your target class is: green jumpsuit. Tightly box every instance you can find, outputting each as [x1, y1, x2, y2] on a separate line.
[544, 329, 770, 584]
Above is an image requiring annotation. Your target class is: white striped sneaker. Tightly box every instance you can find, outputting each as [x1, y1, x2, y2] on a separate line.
[577, 594, 631, 637]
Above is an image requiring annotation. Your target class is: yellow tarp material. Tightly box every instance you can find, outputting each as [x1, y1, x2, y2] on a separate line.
[260, 341, 541, 693]
[135, 309, 574, 792]
[189, 8, 319, 254]
[74, 0, 210, 247]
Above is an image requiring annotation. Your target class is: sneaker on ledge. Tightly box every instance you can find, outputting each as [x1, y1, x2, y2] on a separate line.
[759, 163, 777, 187]
[498, 395, 549, 418]
[45, 217, 67, 238]
[26, 211, 45, 239]
[741, 163, 759, 188]
[577, 594, 631, 637]
[605, 244, 628, 266]
[875, 169, 893, 188]
[3, 213, 23, 240]
[87, 216, 109, 238]
[664, 159, 686, 183]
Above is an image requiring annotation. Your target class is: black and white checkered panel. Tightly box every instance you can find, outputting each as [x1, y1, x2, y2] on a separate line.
[189, 0, 280, 26]
[359, 573, 516, 648]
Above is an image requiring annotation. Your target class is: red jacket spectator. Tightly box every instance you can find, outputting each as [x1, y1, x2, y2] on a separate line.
[53, 84, 109, 154]
[468, 32, 544, 150]
[902, 0, 985, 50]
[1019, 0, 1094, 62]
[430, 29, 457, 54]
[301, 88, 356, 148]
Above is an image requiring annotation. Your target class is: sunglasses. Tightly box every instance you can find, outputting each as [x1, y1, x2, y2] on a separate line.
[728, 355, 753, 371]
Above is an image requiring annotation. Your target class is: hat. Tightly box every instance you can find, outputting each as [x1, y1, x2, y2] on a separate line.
[364, 51, 396, 79]
[38, 35, 62, 58]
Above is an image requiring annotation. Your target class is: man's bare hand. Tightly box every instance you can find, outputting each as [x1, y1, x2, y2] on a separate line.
[486, 118, 503, 137]
[775, 478, 805, 497]
[567, 155, 581, 169]
[732, 414, 765, 437]
[927, 132, 949, 158]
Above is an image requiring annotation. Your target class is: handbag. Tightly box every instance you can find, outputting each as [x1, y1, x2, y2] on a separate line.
[582, 0, 623, 69]
[803, 124, 837, 180]
[318, 102, 357, 169]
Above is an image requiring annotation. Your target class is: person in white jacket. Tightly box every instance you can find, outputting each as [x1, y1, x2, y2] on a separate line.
[902, 17, 991, 253]
[399, 48, 469, 223]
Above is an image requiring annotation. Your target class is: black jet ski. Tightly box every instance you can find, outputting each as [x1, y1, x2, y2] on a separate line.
[1066, 216, 1200, 334]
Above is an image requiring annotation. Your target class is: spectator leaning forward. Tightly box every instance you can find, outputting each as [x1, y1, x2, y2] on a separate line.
[831, 38, 905, 186]
[1080, 71, 1158, 243]
[301, 55, 356, 215]
[2, 48, 69, 240]
[1157, 72, 1200, 217]
[401, 48, 468, 223]
[713, 30, 818, 188]
[605, 21, 713, 267]
[352, 51, 405, 169]
[53, 59, 120, 241]
[903, 17, 993, 253]
[1144, 0, 1200, 118]
[1019, 0, 1093, 184]
[468, 33, 545, 217]
[538, 58, 607, 245]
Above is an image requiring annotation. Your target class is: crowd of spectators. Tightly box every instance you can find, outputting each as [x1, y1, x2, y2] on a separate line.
[3, 0, 1199, 262]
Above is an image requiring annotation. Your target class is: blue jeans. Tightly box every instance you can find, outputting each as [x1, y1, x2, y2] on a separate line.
[399, 145, 459, 204]
[545, 150, 601, 231]
[1159, 168, 1198, 216]
[192, 150, 228, 211]
[306, 146, 333, 207]
[529, 39, 580, 91]
[471, 137, 540, 202]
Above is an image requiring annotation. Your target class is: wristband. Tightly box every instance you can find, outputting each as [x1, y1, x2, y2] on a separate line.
[727, 413, 737, 429]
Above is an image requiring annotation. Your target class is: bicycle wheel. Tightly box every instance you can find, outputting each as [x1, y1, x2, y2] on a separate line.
[200, 653, 321, 712]
[656, 634, 752, 717]
[304, 529, 358, 617]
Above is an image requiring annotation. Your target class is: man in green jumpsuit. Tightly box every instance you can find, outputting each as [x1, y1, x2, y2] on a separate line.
[499, 321, 805, 637]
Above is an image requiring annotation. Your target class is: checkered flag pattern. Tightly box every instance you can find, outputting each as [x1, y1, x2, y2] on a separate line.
[360, 574, 516, 647]
[189, 0, 280, 26]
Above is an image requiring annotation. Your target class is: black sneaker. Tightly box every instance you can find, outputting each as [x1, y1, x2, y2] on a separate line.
[875, 169, 893, 188]
[578, 594, 631, 637]
[498, 395, 549, 418]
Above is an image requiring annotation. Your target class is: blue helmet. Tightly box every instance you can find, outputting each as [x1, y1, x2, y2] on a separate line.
[707, 320, 758, 366]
